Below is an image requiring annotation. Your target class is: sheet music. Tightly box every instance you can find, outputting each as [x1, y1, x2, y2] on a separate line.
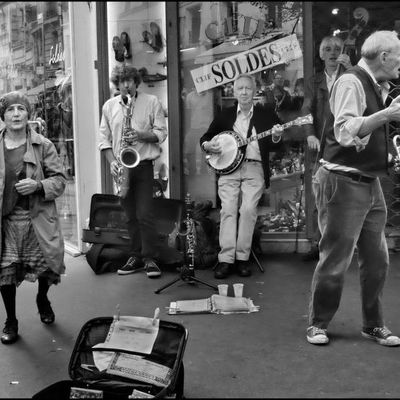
[100, 316, 159, 354]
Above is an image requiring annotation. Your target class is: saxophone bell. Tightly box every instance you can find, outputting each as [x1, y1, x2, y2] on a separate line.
[120, 146, 140, 168]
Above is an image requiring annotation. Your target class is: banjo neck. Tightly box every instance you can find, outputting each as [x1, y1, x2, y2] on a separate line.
[238, 114, 312, 147]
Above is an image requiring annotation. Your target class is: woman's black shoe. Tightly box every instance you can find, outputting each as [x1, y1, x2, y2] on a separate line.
[1, 319, 18, 344]
[36, 295, 55, 325]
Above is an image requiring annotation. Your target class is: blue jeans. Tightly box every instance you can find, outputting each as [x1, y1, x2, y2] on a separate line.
[120, 161, 160, 261]
[308, 166, 389, 329]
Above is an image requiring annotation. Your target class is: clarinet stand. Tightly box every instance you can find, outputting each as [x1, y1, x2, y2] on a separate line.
[155, 194, 218, 294]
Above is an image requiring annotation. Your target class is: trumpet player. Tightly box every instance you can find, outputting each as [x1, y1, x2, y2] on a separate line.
[307, 31, 400, 347]
[98, 65, 167, 278]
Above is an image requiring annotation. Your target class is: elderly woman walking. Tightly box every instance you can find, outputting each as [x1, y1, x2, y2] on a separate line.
[0, 91, 66, 344]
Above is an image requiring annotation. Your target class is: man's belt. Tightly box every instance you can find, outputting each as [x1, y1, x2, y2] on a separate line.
[325, 168, 376, 183]
[244, 159, 262, 163]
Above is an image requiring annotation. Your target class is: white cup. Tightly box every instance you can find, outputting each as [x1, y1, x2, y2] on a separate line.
[218, 284, 228, 296]
[233, 283, 244, 298]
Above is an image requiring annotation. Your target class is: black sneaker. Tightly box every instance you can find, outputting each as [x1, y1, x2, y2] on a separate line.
[144, 259, 162, 278]
[1, 319, 18, 345]
[361, 326, 400, 346]
[117, 256, 144, 275]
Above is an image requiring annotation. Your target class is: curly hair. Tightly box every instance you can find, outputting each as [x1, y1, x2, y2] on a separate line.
[110, 65, 142, 87]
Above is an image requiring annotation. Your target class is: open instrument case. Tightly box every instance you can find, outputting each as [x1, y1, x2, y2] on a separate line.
[32, 316, 188, 399]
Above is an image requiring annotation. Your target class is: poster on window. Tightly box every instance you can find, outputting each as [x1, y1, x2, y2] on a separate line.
[190, 34, 302, 93]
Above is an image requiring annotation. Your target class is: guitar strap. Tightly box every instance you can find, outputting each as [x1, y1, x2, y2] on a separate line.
[242, 118, 254, 154]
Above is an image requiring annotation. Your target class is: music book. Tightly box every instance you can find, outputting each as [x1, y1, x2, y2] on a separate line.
[167, 294, 259, 315]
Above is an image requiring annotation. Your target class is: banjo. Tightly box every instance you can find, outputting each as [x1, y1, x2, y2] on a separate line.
[205, 114, 313, 175]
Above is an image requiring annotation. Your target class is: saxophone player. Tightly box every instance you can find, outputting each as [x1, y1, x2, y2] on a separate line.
[98, 65, 167, 278]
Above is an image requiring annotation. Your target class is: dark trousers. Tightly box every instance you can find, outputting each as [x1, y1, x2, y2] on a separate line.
[119, 161, 160, 261]
[309, 167, 389, 329]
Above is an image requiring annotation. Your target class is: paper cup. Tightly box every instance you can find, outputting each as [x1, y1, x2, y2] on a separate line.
[218, 284, 228, 296]
[233, 283, 244, 298]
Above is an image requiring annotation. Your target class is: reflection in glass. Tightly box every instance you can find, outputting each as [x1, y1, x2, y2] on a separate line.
[178, 1, 305, 236]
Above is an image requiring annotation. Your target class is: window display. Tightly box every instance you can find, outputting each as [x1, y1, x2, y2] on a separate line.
[0, 1, 77, 247]
[106, 2, 169, 197]
[179, 1, 305, 237]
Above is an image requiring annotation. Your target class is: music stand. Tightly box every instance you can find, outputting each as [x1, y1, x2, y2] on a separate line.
[155, 194, 218, 294]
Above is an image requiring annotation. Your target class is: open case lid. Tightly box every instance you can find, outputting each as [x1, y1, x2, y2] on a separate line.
[68, 317, 188, 397]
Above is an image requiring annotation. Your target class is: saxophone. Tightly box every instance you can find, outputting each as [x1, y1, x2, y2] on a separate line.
[115, 94, 140, 197]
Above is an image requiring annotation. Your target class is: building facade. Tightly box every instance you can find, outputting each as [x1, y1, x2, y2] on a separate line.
[1, 1, 400, 254]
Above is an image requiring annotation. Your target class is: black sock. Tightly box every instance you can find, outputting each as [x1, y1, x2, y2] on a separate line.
[0, 284, 17, 321]
[37, 277, 50, 301]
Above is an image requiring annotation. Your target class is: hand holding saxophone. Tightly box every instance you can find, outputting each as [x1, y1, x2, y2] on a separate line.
[110, 159, 120, 177]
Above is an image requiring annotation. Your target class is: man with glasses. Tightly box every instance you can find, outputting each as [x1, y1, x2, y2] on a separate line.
[307, 31, 400, 346]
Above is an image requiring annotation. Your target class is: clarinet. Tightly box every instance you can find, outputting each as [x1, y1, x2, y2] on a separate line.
[184, 193, 196, 270]
[177, 193, 196, 279]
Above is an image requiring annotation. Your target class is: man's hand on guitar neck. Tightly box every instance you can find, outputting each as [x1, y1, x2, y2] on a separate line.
[202, 136, 222, 154]
[271, 124, 284, 143]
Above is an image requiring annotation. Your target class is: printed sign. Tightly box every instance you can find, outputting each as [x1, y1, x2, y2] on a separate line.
[191, 34, 302, 93]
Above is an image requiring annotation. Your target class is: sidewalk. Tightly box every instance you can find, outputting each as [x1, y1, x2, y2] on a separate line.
[1, 251, 400, 398]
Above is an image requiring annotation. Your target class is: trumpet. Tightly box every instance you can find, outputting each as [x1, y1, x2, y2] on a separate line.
[392, 135, 400, 173]
[115, 95, 140, 197]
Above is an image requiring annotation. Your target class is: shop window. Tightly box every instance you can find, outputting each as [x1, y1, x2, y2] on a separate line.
[312, 2, 400, 234]
[178, 1, 306, 237]
[106, 2, 169, 198]
[0, 2, 77, 247]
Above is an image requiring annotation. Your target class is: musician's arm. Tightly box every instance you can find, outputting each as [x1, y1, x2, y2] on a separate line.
[200, 115, 224, 153]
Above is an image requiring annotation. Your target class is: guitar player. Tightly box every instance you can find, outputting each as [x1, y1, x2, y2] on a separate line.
[200, 73, 284, 279]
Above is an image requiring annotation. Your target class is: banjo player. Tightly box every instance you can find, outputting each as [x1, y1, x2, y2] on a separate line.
[200, 73, 285, 279]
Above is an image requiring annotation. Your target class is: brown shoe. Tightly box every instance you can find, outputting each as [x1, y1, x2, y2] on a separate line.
[214, 262, 232, 279]
[236, 260, 251, 277]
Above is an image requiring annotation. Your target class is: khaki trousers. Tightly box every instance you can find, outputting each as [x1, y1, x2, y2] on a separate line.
[217, 161, 265, 264]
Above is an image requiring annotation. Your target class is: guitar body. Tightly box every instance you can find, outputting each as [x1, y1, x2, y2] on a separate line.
[204, 114, 314, 175]
[205, 131, 246, 175]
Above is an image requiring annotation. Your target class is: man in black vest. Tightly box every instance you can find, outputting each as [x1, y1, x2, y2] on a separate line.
[200, 74, 283, 279]
[307, 31, 400, 346]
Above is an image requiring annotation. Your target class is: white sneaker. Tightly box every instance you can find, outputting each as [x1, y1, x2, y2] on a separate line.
[361, 326, 400, 347]
[307, 326, 329, 345]
[144, 259, 162, 278]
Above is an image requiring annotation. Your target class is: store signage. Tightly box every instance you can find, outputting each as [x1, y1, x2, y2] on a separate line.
[205, 15, 266, 41]
[49, 42, 65, 65]
[191, 34, 302, 93]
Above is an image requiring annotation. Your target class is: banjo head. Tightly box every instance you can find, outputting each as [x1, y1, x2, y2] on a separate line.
[206, 131, 245, 174]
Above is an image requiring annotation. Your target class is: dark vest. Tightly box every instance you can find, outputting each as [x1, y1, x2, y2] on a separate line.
[323, 66, 388, 173]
